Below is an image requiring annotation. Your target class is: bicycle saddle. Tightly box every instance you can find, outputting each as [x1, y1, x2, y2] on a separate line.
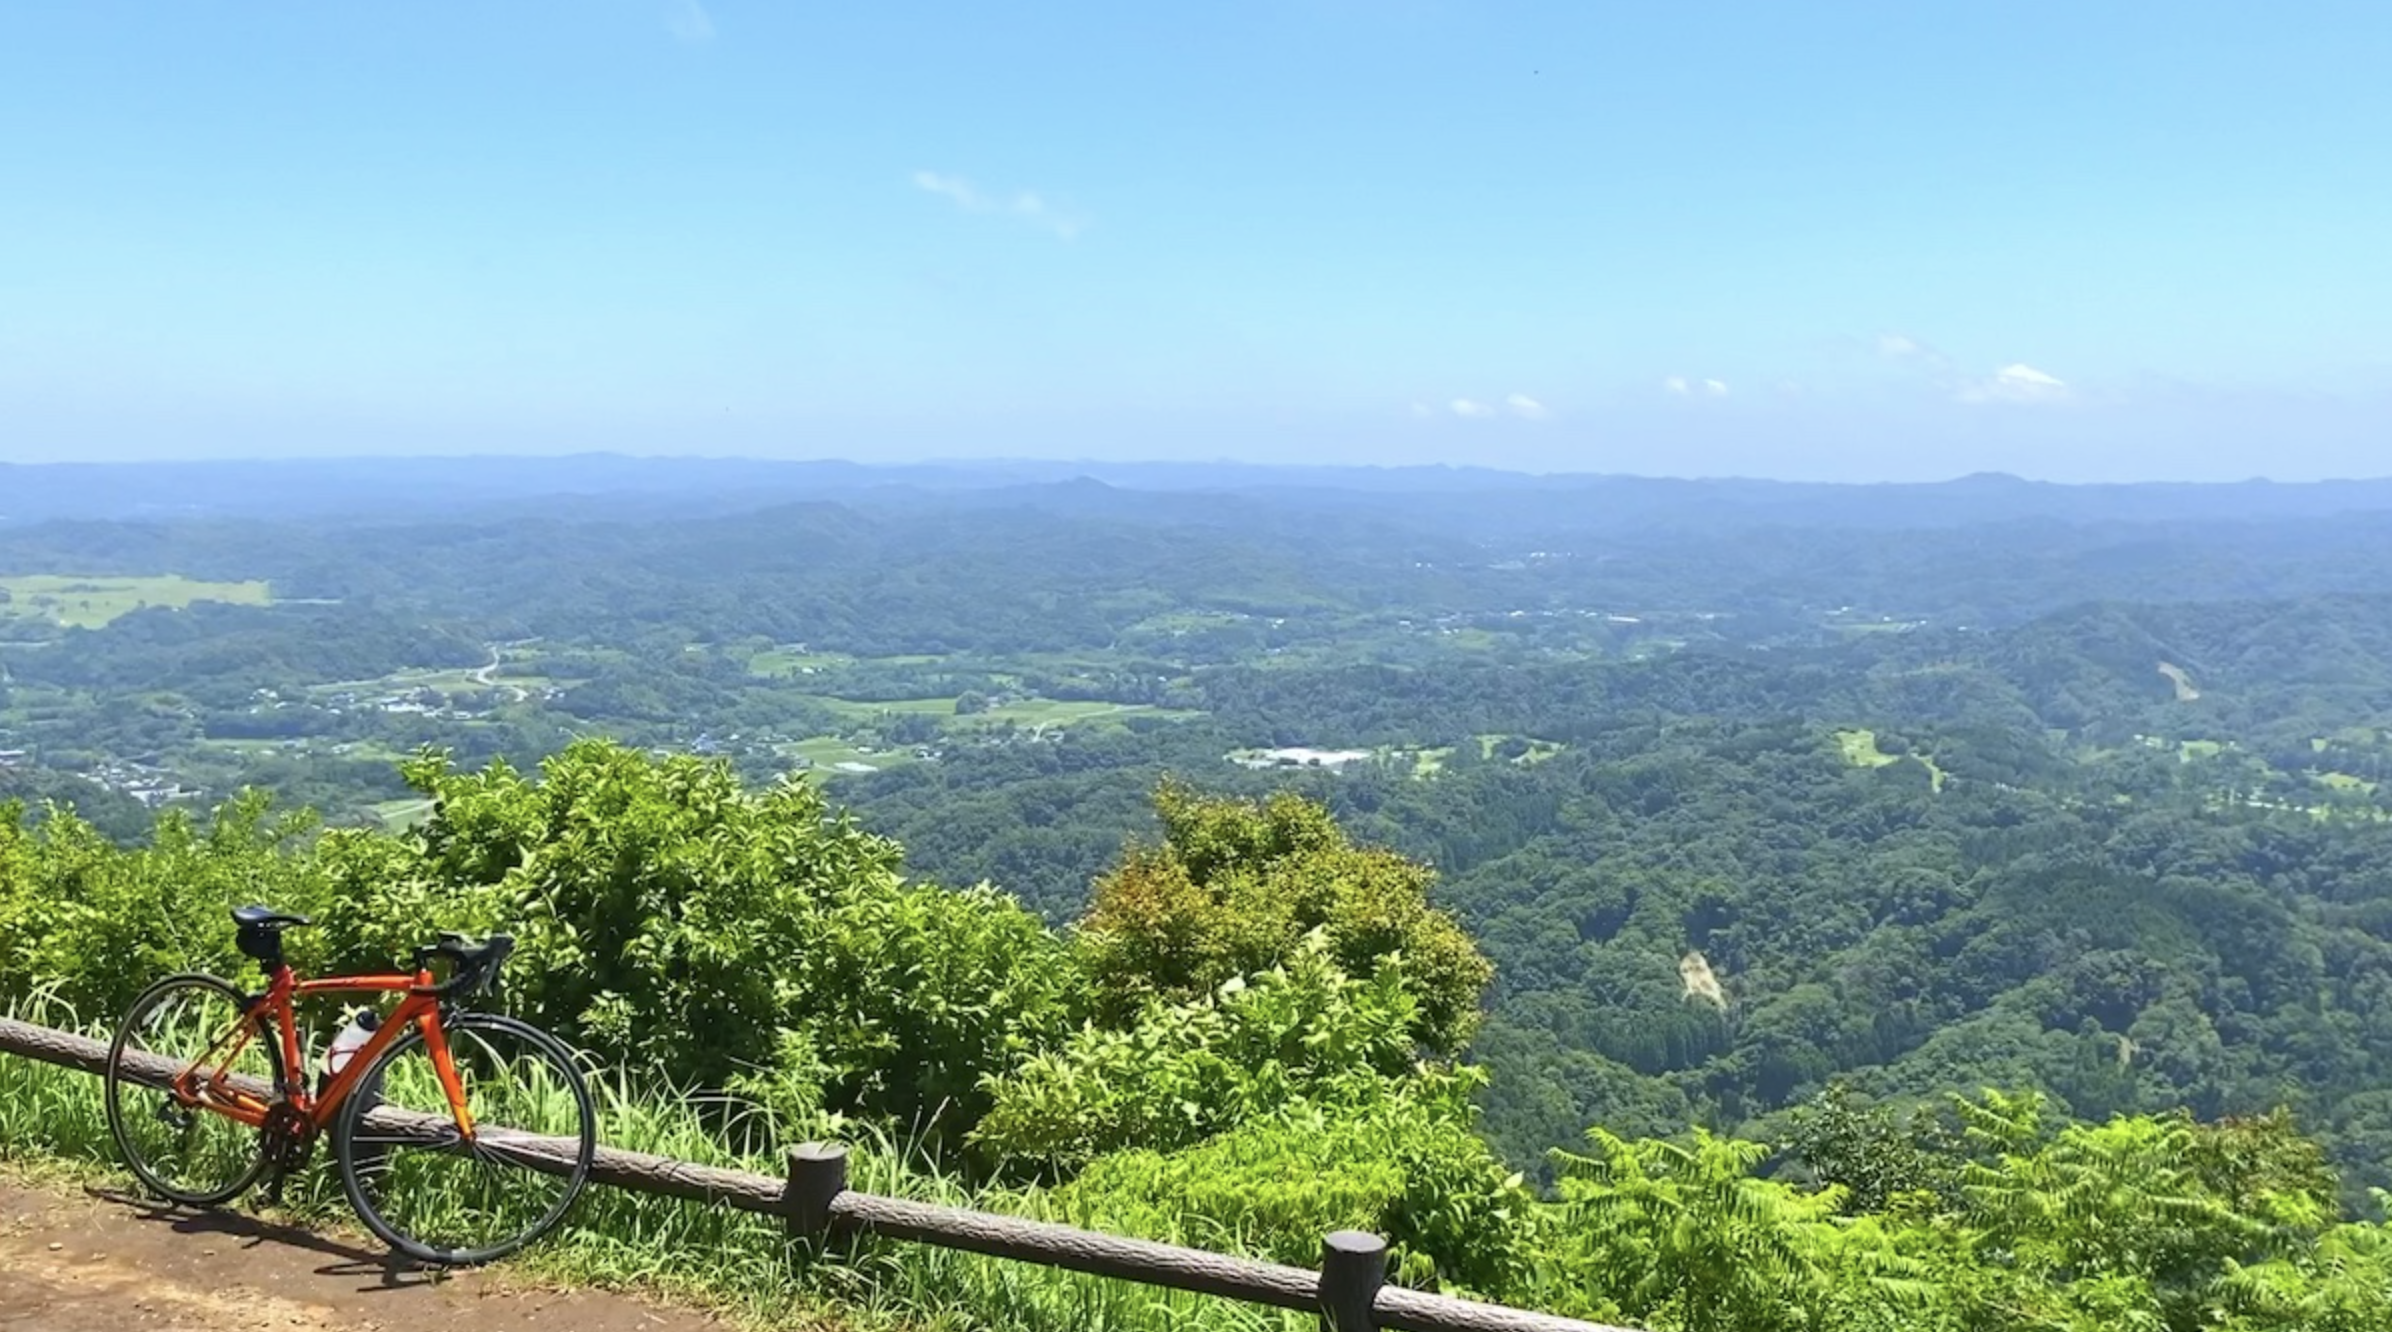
[231, 905, 313, 930]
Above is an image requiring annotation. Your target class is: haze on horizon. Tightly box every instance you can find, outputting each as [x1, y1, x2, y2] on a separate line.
[3, 2, 2388, 484]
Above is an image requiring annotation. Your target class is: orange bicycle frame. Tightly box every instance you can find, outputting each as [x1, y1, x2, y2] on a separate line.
[169, 962, 478, 1140]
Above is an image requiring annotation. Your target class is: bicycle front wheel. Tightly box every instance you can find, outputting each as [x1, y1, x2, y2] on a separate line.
[103, 973, 281, 1207]
[331, 1010, 596, 1266]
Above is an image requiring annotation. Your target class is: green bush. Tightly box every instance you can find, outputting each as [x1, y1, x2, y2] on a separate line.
[12, 751, 2392, 1332]
[1076, 780, 1492, 1055]
[972, 931, 1446, 1169]
[1057, 1092, 1538, 1298]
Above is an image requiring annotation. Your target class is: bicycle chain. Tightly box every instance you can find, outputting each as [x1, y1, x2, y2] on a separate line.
[260, 1102, 318, 1173]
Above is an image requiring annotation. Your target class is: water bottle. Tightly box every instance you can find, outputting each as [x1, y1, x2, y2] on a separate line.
[319, 1009, 381, 1092]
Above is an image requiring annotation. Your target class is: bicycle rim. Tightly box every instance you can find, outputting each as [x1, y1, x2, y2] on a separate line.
[104, 974, 279, 1207]
[333, 1011, 596, 1266]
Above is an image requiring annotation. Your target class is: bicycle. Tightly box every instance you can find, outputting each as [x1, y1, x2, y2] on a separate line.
[102, 904, 598, 1266]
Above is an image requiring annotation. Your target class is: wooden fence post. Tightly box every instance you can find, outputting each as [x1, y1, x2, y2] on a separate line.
[1319, 1229, 1387, 1332]
[0, 1017, 1646, 1332]
[785, 1142, 849, 1238]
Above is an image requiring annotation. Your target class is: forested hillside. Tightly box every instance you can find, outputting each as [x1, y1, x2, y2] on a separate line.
[8, 743, 2391, 1330]
[8, 462, 2392, 1326]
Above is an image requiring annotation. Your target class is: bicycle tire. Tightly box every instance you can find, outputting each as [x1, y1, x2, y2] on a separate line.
[330, 1010, 596, 1266]
[103, 972, 282, 1207]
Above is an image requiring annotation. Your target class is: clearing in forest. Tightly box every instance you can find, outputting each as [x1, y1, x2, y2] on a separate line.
[1835, 727, 1946, 792]
[0, 574, 273, 629]
[1679, 951, 1729, 1012]
[1836, 728, 1900, 768]
[1412, 734, 1564, 775]
[2157, 661, 2200, 701]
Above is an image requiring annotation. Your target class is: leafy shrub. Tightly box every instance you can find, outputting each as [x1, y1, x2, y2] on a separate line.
[790, 878, 1079, 1142]
[1056, 1092, 1538, 1298]
[972, 931, 1448, 1169]
[0, 790, 332, 1020]
[1076, 780, 1491, 1054]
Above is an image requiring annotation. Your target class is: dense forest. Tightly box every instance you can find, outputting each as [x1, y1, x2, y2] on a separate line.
[8, 743, 2391, 1329]
[7, 460, 2392, 1326]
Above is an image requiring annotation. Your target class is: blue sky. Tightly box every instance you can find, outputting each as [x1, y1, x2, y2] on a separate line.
[3, 2, 2388, 481]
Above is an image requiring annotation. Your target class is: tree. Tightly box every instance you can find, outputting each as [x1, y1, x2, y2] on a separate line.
[1075, 779, 1492, 1054]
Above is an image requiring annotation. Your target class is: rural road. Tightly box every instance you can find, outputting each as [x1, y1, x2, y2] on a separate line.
[0, 1177, 731, 1332]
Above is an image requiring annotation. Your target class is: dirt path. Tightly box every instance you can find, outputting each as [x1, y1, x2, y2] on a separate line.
[0, 1178, 733, 1332]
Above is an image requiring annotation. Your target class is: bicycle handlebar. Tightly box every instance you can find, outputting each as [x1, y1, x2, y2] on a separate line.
[410, 932, 516, 998]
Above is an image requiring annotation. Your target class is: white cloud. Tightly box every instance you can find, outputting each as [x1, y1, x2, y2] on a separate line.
[912, 171, 980, 208]
[1958, 362, 2071, 405]
[912, 170, 1086, 239]
[1449, 398, 1497, 418]
[1702, 378, 1729, 398]
[1662, 375, 1691, 396]
[1662, 375, 1727, 398]
[1505, 393, 1552, 420]
[664, 0, 714, 44]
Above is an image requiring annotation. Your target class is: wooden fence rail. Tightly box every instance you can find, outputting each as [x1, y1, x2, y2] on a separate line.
[0, 1015, 1636, 1332]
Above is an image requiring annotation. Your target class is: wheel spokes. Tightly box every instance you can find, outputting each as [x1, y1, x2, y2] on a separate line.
[109, 980, 273, 1205]
[339, 1020, 592, 1263]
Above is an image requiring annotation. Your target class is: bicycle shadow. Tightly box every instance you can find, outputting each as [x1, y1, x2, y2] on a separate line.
[80, 1183, 454, 1292]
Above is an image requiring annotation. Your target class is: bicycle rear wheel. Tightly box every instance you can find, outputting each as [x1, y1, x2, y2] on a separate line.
[331, 1010, 596, 1266]
[104, 973, 282, 1206]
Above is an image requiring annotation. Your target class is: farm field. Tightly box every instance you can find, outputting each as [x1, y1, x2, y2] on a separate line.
[749, 648, 945, 676]
[780, 735, 921, 774]
[0, 574, 273, 628]
[805, 692, 1192, 727]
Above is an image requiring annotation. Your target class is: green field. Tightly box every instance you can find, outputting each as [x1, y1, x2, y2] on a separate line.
[968, 699, 1193, 728]
[1836, 728, 1899, 768]
[781, 736, 921, 775]
[0, 574, 273, 629]
[811, 693, 1192, 727]
[1405, 734, 1563, 777]
[749, 649, 945, 677]
[1837, 727, 1947, 792]
[1128, 609, 1261, 632]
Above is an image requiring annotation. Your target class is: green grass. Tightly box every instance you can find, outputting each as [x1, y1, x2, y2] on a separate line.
[0, 996, 1311, 1332]
[1493, 735, 1563, 765]
[749, 650, 859, 676]
[2316, 772, 2379, 795]
[748, 651, 945, 678]
[1127, 610, 1259, 633]
[1836, 729, 1900, 769]
[826, 696, 963, 718]
[1835, 728, 1946, 793]
[804, 695, 1195, 733]
[194, 737, 311, 757]
[781, 738, 920, 775]
[967, 700, 1194, 728]
[1429, 628, 1506, 651]
[0, 574, 273, 629]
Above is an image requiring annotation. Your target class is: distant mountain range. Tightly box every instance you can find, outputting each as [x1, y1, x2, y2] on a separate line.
[7, 454, 2392, 531]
